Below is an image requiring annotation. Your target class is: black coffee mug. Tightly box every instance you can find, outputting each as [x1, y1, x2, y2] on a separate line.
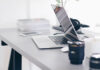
[68, 41, 85, 64]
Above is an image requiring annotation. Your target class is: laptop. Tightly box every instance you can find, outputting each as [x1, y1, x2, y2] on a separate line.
[32, 5, 79, 49]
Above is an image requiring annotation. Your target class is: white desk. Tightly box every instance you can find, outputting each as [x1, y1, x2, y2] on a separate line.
[0, 28, 90, 70]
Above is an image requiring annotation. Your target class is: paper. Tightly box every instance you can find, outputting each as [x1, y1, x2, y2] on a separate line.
[17, 19, 50, 35]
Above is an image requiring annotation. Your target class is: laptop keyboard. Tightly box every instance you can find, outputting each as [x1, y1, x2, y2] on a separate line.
[49, 36, 68, 45]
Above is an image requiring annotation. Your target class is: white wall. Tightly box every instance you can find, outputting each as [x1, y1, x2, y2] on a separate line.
[64, 0, 100, 27]
[30, 0, 57, 25]
[30, 0, 100, 27]
[0, 0, 57, 29]
[0, 0, 100, 28]
[0, 0, 27, 28]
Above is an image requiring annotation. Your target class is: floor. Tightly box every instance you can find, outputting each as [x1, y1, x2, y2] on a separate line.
[0, 43, 41, 70]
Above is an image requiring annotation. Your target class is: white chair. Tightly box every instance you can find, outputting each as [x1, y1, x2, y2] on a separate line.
[0, 46, 11, 70]
[0, 45, 41, 70]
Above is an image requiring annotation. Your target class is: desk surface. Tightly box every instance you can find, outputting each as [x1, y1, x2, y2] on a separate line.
[0, 28, 89, 70]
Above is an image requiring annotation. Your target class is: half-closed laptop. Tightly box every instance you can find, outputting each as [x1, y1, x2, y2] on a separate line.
[32, 5, 79, 49]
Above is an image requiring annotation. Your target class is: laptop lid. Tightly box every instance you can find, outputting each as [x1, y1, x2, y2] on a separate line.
[52, 5, 79, 41]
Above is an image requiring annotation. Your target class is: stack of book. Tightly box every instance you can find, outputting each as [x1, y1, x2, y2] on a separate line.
[17, 18, 50, 35]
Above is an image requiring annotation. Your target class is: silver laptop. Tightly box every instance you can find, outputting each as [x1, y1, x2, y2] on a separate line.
[32, 5, 79, 49]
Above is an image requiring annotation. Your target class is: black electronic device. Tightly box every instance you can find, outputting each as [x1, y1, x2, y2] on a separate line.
[68, 41, 85, 64]
[90, 53, 100, 70]
[53, 18, 90, 32]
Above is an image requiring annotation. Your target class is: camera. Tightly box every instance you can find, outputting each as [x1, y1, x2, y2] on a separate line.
[68, 41, 85, 64]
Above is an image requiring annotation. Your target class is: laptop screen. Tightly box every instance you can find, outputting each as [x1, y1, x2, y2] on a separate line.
[52, 5, 79, 41]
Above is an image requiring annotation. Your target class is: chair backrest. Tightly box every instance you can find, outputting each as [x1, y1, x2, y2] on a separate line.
[0, 46, 11, 70]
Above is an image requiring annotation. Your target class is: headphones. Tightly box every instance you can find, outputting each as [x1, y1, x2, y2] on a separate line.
[57, 18, 89, 32]
[70, 18, 81, 31]
[70, 18, 89, 31]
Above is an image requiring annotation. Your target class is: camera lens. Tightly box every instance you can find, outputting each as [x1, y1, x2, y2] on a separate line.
[68, 41, 85, 64]
[90, 53, 100, 69]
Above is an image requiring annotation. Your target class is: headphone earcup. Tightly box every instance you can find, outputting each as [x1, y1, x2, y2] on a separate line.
[70, 18, 81, 31]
